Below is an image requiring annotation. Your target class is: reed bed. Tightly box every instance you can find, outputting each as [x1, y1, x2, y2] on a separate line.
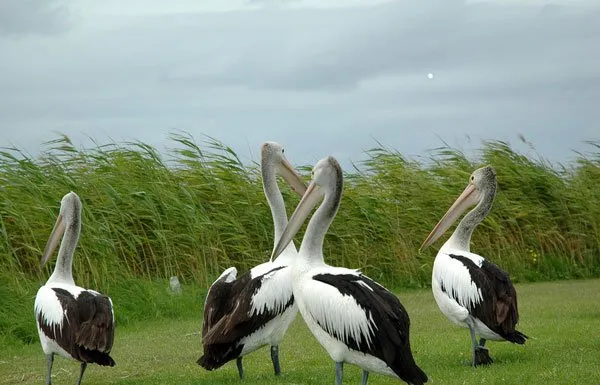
[1, 132, 599, 344]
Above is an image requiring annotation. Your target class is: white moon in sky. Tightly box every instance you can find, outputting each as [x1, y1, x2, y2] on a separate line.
[427, 73, 434, 79]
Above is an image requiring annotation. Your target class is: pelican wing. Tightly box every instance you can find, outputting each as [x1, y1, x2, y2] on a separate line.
[202, 265, 293, 345]
[306, 268, 411, 365]
[446, 253, 524, 339]
[74, 290, 115, 354]
[36, 286, 115, 366]
[202, 267, 238, 337]
[435, 252, 485, 312]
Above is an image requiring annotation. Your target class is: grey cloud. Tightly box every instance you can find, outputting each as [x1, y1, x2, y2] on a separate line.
[246, 0, 300, 5]
[150, 0, 600, 96]
[0, 0, 72, 36]
[0, 0, 598, 168]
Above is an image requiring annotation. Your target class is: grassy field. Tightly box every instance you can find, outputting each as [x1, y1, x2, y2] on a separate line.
[1, 133, 600, 353]
[2, 279, 599, 385]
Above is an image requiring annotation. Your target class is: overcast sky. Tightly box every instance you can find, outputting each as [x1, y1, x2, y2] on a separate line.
[1, 0, 598, 169]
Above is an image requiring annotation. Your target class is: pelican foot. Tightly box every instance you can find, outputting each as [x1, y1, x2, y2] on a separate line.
[473, 346, 494, 367]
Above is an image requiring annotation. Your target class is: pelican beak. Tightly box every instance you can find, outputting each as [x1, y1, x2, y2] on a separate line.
[279, 157, 307, 196]
[40, 214, 65, 268]
[420, 182, 480, 251]
[271, 180, 323, 260]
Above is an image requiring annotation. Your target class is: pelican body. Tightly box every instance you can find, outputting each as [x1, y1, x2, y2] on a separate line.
[421, 166, 527, 366]
[34, 192, 115, 385]
[198, 142, 307, 378]
[271, 156, 428, 385]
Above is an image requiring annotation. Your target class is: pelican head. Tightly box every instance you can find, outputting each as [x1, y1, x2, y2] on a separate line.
[271, 156, 342, 260]
[40, 191, 82, 268]
[420, 166, 497, 251]
[261, 141, 307, 196]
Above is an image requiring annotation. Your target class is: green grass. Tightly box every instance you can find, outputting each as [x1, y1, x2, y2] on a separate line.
[2, 279, 599, 385]
[1, 132, 600, 342]
[2, 133, 600, 289]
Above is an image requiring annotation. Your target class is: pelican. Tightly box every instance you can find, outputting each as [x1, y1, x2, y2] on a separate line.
[34, 192, 115, 385]
[198, 141, 307, 378]
[271, 156, 428, 385]
[420, 166, 528, 366]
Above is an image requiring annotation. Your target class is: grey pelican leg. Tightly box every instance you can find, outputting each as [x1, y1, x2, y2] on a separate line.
[75, 362, 87, 385]
[271, 345, 281, 375]
[361, 370, 369, 385]
[236, 357, 244, 379]
[467, 317, 493, 367]
[44, 354, 54, 385]
[335, 362, 343, 385]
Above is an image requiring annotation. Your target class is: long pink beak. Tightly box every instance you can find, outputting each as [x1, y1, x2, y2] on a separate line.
[279, 157, 307, 197]
[40, 214, 65, 268]
[420, 183, 479, 251]
[271, 180, 323, 260]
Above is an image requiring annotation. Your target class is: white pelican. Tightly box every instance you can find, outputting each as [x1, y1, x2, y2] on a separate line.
[34, 191, 115, 385]
[198, 141, 307, 378]
[271, 156, 428, 385]
[420, 166, 528, 366]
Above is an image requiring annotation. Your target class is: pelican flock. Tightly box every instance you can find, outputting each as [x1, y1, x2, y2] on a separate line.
[198, 141, 307, 378]
[420, 166, 528, 366]
[271, 156, 428, 385]
[24, 142, 537, 385]
[34, 191, 115, 385]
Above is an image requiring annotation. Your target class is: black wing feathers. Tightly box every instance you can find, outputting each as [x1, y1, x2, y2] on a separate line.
[39, 288, 115, 366]
[312, 273, 427, 385]
[198, 266, 294, 370]
[202, 274, 247, 337]
[202, 266, 290, 344]
[448, 254, 528, 344]
[75, 291, 115, 353]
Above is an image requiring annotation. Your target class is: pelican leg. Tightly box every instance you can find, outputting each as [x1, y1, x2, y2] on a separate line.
[335, 362, 343, 385]
[271, 345, 281, 375]
[236, 357, 244, 379]
[75, 362, 87, 385]
[361, 370, 369, 385]
[467, 317, 493, 367]
[44, 354, 54, 385]
[479, 338, 487, 347]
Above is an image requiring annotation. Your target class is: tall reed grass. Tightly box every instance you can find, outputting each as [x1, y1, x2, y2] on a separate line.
[1, 132, 598, 344]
